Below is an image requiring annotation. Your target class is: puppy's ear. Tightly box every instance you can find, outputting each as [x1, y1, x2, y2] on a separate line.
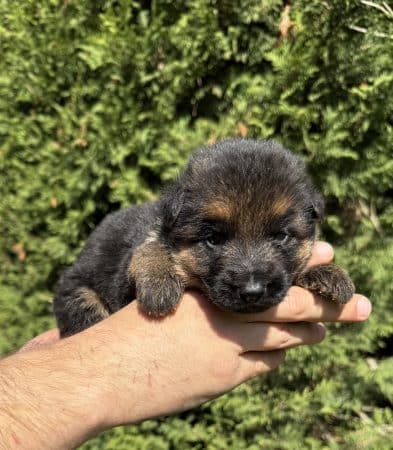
[310, 190, 324, 222]
[161, 181, 185, 231]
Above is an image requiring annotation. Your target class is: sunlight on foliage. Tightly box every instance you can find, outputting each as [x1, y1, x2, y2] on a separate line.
[0, 0, 392, 448]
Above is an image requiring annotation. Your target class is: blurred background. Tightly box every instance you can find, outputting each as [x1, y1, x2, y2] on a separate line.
[1, 1, 392, 448]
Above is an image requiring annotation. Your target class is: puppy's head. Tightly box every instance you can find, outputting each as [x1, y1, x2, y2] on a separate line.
[159, 139, 323, 313]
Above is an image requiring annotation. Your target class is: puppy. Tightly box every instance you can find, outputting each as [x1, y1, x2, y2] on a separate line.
[53, 139, 354, 337]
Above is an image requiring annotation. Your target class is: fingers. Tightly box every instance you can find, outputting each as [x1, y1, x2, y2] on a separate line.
[231, 321, 325, 352]
[226, 241, 370, 324]
[307, 241, 334, 267]
[238, 350, 286, 381]
[18, 329, 60, 353]
[238, 287, 371, 323]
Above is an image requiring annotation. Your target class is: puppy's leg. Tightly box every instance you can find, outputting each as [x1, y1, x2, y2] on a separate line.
[54, 286, 110, 337]
[129, 236, 184, 316]
[294, 264, 355, 304]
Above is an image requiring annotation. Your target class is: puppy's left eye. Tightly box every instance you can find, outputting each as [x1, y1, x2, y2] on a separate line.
[272, 232, 290, 244]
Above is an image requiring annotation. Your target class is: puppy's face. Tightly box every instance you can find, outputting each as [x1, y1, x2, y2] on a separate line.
[160, 139, 322, 313]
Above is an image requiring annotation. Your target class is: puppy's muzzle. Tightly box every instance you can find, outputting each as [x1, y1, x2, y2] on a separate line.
[233, 270, 286, 305]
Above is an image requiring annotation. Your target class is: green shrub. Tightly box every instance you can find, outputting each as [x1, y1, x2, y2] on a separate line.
[1, 0, 392, 447]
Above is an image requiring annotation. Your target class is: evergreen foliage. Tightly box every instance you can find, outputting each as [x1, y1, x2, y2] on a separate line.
[1, 0, 392, 447]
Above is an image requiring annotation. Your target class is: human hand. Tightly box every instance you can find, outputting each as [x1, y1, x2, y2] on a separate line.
[81, 241, 370, 430]
[13, 240, 371, 448]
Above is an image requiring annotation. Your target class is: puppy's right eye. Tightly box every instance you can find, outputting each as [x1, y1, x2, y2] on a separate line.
[205, 231, 227, 248]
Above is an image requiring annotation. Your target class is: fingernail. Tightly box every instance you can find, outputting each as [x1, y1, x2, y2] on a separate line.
[316, 322, 326, 340]
[357, 297, 372, 320]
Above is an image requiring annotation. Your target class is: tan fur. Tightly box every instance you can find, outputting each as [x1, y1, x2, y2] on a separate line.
[75, 287, 109, 318]
[131, 239, 203, 290]
[174, 248, 204, 289]
[129, 238, 173, 282]
[129, 236, 187, 315]
[297, 240, 313, 272]
[271, 196, 293, 216]
[202, 200, 233, 221]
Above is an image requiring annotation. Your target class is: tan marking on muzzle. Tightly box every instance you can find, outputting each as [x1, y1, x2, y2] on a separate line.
[297, 239, 314, 273]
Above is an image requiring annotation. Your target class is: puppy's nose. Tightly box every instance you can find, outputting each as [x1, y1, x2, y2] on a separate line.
[239, 276, 267, 302]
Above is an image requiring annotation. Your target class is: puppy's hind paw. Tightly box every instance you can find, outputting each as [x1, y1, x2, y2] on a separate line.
[295, 263, 355, 304]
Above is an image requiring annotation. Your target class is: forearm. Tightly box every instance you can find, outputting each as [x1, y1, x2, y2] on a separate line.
[0, 335, 108, 449]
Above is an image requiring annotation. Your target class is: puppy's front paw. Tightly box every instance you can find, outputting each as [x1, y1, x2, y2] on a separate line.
[136, 275, 184, 317]
[129, 235, 186, 317]
[295, 263, 355, 304]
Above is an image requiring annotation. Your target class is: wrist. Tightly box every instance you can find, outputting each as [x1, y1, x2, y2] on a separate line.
[80, 314, 159, 429]
[62, 327, 121, 436]
[81, 306, 194, 429]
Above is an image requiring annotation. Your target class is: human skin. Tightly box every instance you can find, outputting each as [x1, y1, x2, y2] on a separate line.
[0, 242, 371, 450]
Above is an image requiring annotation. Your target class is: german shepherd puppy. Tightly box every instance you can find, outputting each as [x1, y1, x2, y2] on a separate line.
[54, 139, 354, 337]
